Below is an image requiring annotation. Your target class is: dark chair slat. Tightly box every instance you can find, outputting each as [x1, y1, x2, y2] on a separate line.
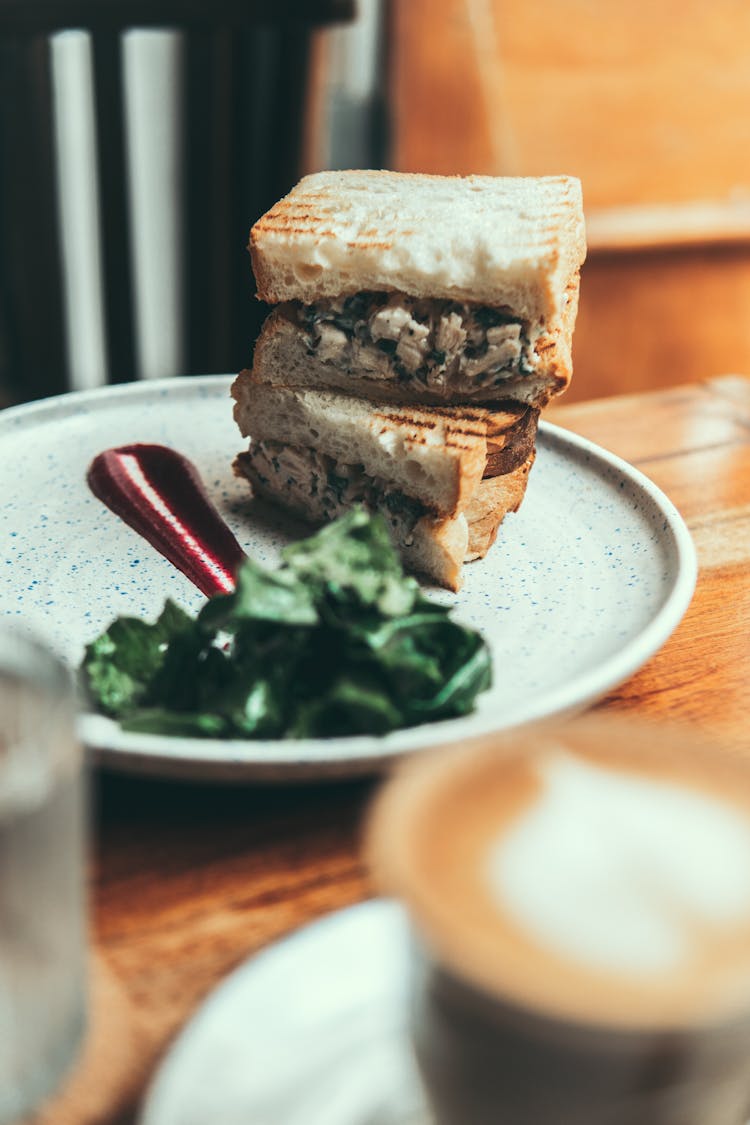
[0, 1, 355, 34]
[90, 29, 137, 384]
[229, 25, 312, 367]
[186, 24, 311, 377]
[0, 35, 69, 403]
[268, 27, 311, 191]
[230, 25, 291, 368]
[184, 26, 237, 376]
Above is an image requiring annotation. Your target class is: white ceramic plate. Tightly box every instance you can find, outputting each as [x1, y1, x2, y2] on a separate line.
[0, 376, 697, 780]
[139, 900, 424, 1125]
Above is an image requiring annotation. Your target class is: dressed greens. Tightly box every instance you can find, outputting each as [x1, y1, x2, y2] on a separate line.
[81, 509, 492, 739]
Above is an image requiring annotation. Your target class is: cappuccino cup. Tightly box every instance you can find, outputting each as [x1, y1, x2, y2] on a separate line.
[368, 716, 750, 1124]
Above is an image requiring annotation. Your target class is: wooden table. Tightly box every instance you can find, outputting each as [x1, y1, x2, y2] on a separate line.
[82, 376, 750, 1122]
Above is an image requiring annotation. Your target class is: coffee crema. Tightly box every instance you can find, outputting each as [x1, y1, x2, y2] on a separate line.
[369, 717, 750, 1030]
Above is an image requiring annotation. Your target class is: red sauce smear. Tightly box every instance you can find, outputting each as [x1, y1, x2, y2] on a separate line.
[87, 444, 246, 598]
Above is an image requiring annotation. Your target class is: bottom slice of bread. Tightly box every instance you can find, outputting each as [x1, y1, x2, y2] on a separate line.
[466, 454, 535, 561]
[233, 442, 533, 591]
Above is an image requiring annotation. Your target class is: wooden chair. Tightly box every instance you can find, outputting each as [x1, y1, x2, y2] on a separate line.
[0, 0, 354, 404]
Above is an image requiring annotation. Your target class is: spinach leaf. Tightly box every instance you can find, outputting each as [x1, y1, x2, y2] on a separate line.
[198, 556, 318, 632]
[81, 509, 492, 739]
[83, 600, 193, 717]
[282, 508, 419, 616]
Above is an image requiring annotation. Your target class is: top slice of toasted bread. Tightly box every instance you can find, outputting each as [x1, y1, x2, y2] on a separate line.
[249, 170, 586, 322]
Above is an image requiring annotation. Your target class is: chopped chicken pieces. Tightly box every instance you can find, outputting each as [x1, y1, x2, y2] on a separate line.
[294, 291, 535, 394]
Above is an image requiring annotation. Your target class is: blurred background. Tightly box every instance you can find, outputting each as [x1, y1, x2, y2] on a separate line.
[2, 0, 750, 406]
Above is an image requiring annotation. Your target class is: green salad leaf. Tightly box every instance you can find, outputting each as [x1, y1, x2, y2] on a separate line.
[81, 508, 492, 739]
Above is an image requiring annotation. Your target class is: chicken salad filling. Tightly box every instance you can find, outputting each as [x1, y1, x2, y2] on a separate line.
[288, 291, 539, 391]
[237, 440, 428, 545]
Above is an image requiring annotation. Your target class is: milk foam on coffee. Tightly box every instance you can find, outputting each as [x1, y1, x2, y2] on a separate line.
[369, 718, 750, 1029]
[487, 747, 750, 976]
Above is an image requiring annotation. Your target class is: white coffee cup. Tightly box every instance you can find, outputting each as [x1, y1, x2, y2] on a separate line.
[369, 715, 750, 1124]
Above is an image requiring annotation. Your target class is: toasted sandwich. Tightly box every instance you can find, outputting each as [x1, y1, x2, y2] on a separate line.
[248, 170, 586, 407]
[231, 377, 537, 590]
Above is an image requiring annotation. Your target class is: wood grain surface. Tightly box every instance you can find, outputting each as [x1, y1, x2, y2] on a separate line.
[386, 0, 750, 404]
[571, 247, 750, 403]
[71, 377, 750, 1123]
[389, 0, 750, 208]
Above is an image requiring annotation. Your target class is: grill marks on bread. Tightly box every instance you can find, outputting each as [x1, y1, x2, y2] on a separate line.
[254, 201, 399, 252]
[371, 404, 537, 477]
[249, 170, 586, 319]
[231, 375, 538, 520]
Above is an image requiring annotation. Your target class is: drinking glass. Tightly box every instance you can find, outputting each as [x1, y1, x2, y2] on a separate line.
[0, 628, 86, 1123]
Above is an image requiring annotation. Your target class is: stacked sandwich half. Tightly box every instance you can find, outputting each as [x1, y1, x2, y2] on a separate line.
[232, 171, 586, 589]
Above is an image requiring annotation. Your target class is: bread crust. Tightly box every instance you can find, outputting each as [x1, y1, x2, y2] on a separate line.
[483, 412, 538, 477]
[249, 171, 586, 322]
[466, 455, 535, 560]
[403, 514, 467, 592]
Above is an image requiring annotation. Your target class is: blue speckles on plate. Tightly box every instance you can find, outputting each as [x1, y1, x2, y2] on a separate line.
[0, 376, 697, 781]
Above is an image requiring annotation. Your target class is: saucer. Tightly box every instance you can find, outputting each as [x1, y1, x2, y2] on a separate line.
[140, 900, 429, 1124]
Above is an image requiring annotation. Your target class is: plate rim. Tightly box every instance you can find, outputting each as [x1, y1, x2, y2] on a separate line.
[0, 377, 698, 781]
